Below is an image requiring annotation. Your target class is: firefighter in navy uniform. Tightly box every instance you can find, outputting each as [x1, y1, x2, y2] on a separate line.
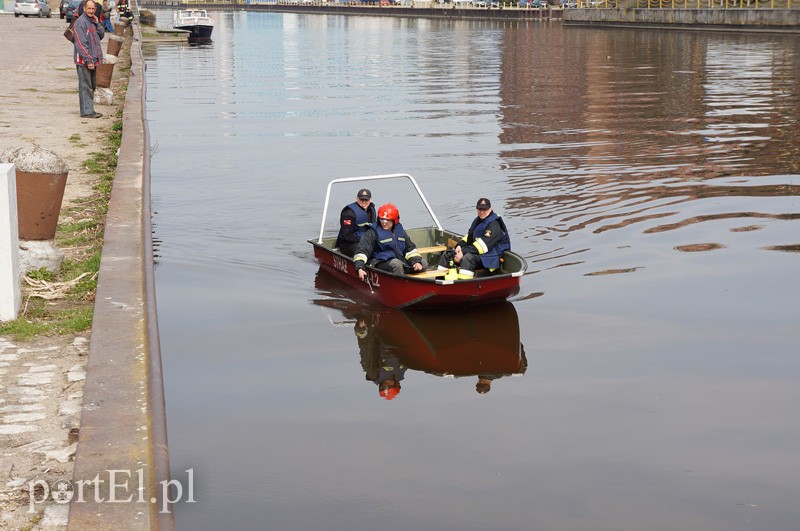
[335, 188, 376, 257]
[116, 0, 133, 22]
[353, 203, 427, 279]
[439, 198, 511, 280]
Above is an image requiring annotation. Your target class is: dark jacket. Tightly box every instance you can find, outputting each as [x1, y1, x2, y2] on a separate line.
[459, 212, 511, 270]
[353, 223, 423, 271]
[336, 202, 376, 249]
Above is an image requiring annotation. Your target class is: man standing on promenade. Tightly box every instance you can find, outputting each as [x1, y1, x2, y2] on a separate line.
[73, 0, 105, 118]
[101, 0, 114, 32]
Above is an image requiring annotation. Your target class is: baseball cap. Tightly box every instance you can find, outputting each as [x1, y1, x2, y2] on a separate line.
[476, 198, 491, 210]
[357, 188, 372, 200]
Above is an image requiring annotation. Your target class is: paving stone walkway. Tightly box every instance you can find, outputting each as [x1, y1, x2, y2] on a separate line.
[0, 335, 87, 529]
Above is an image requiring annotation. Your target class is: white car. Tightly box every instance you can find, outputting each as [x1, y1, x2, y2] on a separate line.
[14, 0, 53, 17]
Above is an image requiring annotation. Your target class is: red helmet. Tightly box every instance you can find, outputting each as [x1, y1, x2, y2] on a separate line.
[377, 203, 400, 224]
[379, 385, 401, 400]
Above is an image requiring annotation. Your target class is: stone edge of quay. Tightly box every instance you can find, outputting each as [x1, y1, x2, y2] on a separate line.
[67, 19, 174, 531]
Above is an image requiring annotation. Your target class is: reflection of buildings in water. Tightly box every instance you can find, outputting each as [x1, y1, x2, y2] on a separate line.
[499, 28, 799, 183]
[496, 27, 800, 267]
[702, 40, 800, 172]
[312, 268, 527, 400]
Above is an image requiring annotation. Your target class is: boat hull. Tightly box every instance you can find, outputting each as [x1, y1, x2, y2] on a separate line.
[310, 240, 522, 309]
[176, 24, 213, 41]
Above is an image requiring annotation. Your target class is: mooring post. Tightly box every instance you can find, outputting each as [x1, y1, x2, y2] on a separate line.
[0, 163, 21, 321]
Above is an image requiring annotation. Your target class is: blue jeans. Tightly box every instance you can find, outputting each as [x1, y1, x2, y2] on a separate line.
[104, 18, 113, 32]
[76, 65, 96, 116]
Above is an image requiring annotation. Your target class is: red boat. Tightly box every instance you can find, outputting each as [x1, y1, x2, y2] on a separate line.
[309, 174, 527, 309]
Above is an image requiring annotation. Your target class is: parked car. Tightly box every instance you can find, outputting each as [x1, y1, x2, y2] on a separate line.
[59, 0, 69, 18]
[560, 0, 577, 5]
[14, 0, 52, 17]
[474, 0, 487, 6]
[65, 0, 81, 22]
[519, 0, 545, 6]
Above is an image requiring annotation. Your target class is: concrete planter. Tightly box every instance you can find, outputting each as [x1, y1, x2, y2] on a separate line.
[96, 63, 114, 88]
[114, 19, 129, 36]
[15, 170, 69, 240]
[107, 34, 123, 56]
[0, 146, 70, 241]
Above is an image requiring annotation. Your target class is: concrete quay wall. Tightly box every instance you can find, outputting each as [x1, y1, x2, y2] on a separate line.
[144, 1, 563, 21]
[563, 8, 800, 32]
[67, 21, 174, 531]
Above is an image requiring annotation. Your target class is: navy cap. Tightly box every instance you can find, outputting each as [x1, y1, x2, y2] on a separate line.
[476, 198, 491, 210]
[357, 188, 372, 200]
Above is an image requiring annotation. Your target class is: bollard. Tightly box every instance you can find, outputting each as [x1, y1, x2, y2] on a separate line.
[96, 64, 114, 88]
[96, 54, 117, 89]
[107, 34, 123, 56]
[0, 147, 69, 276]
[0, 163, 21, 321]
[1, 146, 69, 241]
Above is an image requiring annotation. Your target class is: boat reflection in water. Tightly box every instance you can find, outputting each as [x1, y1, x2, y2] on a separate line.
[313, 268, 527, 400]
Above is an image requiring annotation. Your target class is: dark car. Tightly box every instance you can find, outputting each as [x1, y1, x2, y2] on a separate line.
[65, 0, 81, 22]
[59, 0, 70, 18]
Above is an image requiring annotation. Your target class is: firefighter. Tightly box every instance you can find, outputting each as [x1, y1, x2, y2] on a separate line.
[439, 198, 511, 279]
[353, 203, 426, 279]
[335, 188, 376, 257]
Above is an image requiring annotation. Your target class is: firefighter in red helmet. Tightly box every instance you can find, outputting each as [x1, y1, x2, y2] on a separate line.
[353, 203, 427, 280]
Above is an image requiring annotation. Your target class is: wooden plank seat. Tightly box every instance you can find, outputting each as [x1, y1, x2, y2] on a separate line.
[409, 269, 447, 279]
[415, 245, 447, 254]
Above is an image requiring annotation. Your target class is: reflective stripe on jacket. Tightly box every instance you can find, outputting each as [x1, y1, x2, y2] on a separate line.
[463, 212, 511, 270]
[373, 222, 414, 262]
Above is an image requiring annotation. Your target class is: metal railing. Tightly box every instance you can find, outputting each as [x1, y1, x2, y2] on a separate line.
[163, 0, 798, 6]
[575, 0, 795, 7]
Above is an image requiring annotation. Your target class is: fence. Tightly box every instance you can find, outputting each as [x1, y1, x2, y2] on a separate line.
[577, 0, 795, 8]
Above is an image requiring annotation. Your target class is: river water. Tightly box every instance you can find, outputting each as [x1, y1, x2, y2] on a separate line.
[143, 10, 800, 530]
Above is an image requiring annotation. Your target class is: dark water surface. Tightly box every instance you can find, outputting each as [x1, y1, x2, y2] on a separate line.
[144, 11, 800, 530]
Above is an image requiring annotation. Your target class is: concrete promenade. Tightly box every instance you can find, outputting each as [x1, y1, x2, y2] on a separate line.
[1, 14, 113, 530]
[0, 13, 171, 530]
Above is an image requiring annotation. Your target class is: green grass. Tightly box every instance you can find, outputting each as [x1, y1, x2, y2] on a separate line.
[52, 306, 94, 334]
[26, 267, 54, 281]
[19, 512, 43, 531]
[0, 318, 50, 342]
